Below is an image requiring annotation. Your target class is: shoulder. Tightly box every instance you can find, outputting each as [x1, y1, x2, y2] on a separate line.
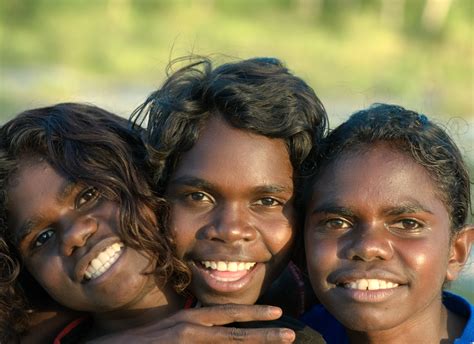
[443, 291, 474, 343]
[301, 304, 348, 344]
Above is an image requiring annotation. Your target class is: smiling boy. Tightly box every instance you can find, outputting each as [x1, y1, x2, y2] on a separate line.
[129, 56, 328, 341]
[302, 104, 474, 343]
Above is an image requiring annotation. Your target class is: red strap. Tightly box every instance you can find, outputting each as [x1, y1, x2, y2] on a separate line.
[53, 316, 88, 344]
[184, 294, 197, 309]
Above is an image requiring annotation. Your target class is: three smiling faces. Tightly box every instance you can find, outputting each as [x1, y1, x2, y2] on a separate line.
[1, 57, 473, 343]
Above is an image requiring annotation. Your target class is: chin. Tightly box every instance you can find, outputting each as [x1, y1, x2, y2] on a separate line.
[196, 291, 259, 306]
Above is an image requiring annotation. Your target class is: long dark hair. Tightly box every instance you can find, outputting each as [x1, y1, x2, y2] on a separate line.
[0, 103, 190, 342]
[132, 56, 328, 197]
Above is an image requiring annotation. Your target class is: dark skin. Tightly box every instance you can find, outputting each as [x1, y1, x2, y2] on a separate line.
[86, 116, 300, 343]
[22, 304, 296, 344]
[8, 159, 184, 339]
[19, 117, 300, 343]
[166, 116, 296, 306]
[304, 144, 473, 343]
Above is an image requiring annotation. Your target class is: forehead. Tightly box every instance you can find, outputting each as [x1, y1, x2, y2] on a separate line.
[310, 144, 447, 212]
[172, 116, 293, 185]
[7, 160, 69, 238]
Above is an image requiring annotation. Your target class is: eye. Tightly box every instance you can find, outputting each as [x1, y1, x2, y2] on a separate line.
[34, 229, 55, 247]
[186, 192, 213, 203]
[390, 219, 423, 231]
[324, 218, 352, 231]
[254, 197, 281, 207]
[75, 186, 100, 209]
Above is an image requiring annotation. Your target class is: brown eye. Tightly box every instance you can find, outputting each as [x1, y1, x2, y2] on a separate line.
[325, 218, 351, 230]
[187, 192, 212, 203]
[254, 197, 281, 207]
[76, 187, 99, 209]
[391, 219, 423, 231]
[34, 229, 55, 247]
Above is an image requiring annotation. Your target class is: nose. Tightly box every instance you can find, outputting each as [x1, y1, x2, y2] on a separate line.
[60, 216, 97, 256]
[344, 222, 393, 262]
[202, 202, 257, 243]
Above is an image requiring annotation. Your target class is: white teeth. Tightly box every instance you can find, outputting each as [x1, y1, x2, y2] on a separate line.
[217, 261, 227, 271]
[84, 242, 124, 281]
[91, 259, 102, 270]
[200, 261, 256, 272]
[97, 251, 110, 264]
[228, 262, 238, 272]
[344, 279, 399, 290]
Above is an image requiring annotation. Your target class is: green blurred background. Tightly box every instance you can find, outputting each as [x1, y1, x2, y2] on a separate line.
[1, 0, 473, 301]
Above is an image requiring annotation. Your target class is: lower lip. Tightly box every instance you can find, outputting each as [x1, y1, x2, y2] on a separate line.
[193, 262, 261, 293]
[84, 248, 126, 286]
[335, 285, 403, 303]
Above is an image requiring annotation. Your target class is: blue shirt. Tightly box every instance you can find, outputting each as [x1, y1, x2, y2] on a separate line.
[301, 291, 474, 343]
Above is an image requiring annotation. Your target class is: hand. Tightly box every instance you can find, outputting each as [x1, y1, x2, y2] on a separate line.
[88, 304, 296, 343]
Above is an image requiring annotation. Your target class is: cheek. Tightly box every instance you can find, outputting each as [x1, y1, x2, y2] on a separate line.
[304, 232, 338, 283]
[399, 238, 450, 286]
[26, 258, 64, 296]
[169, 211, 196, 259]
[262, 218, 295, 255]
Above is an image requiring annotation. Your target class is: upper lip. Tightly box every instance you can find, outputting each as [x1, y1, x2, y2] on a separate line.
[328, 269, 407, 286]
[74, 237, 123, 282]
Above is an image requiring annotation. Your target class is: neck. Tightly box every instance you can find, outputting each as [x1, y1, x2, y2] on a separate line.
[90, 285, 184, 337]
[346, 300, 464, 344]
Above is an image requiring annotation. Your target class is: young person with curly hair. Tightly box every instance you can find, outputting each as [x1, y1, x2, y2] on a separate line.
[125, 56, 328, 343]
[302, 104, 474, 343]
[0, 103, 191, 343]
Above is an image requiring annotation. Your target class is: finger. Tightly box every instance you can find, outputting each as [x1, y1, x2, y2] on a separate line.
[158, 304, 283, 329]
[161, 324, 295, 344]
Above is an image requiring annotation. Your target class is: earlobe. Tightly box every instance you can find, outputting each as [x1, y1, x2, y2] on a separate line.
[446, 224, 474, 281]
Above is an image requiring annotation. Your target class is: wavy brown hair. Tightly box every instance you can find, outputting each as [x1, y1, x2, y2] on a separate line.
[0, 103, 190, 342]
[132, 56, 328, 197]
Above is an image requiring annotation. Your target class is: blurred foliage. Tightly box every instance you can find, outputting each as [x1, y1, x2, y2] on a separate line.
[0, 0, 473, 300]
[0, 0, 472, 121]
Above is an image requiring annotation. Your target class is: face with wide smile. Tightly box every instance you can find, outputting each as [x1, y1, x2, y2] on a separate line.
[166, 115, 296, 305]
[304, 143, 466, 333]
[8, 158, 159, 312]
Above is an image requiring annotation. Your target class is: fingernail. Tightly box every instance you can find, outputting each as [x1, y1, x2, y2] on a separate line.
[281, 329, 295, 342]
[267, 306, 282, 316]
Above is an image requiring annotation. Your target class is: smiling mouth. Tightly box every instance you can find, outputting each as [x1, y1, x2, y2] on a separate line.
[195, 260, 258, 284]
[337, 278, 399, 291]
[84, 243, 124, 281]
[200, 260, 256, 272]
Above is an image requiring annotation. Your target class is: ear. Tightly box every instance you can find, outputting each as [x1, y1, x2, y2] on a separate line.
[446, 224, 474, 281]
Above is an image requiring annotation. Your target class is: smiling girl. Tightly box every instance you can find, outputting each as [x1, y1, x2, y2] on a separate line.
[302, 104, 474, 343]
[0, 103, 190, 342]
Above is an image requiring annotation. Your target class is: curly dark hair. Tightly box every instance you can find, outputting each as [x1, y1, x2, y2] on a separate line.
[305, 103, 472, 232]
[0, 103, 190, 342]
[131, 56, 328, 197]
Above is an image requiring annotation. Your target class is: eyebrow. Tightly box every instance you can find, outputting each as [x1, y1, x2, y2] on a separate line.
[310, 203, 356, 218]
[168, 176, 215, 192]
[168, 176, 292, 194]
[309, 201, 433, 218]
[56, 179, 77, 204]
[382, 202, 434, 216]
[14, 179, 77, 245]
